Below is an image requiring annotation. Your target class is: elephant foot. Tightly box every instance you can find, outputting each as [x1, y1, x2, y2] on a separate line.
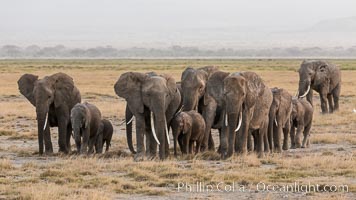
[257, 152, 264, 158]
[44, 151, 54, 156]
[274, 147, 282, 153]
[146, 153, 156, 161]
[134, 152, 145, 162]
[282, 145, 288, 151]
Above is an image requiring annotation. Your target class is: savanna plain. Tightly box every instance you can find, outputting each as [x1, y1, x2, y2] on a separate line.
[0, 59, 355, 200]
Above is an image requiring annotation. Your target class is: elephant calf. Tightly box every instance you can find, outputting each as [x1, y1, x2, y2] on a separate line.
[97, 119, 114, 152]
[171, 110, 206, 156]
[71, 102, 102, 154]
[268, 87, 293, 152]
[290, 98, 313, 148]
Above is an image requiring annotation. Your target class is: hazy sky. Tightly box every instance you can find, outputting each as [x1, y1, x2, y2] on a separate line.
[1, 0, 356, 48]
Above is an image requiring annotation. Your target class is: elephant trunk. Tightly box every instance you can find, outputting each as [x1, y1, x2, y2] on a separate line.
[182, 90, 198, 111]
[151, 107, 167, 160]
[36, 116, 45, 155]
[268, 109, 276, 152]
[36, 105, 49, 155]
[298, 80, 311, 98]
[125, 107, 136, 154]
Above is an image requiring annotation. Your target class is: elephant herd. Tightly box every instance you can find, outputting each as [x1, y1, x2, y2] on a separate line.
[17, 60, 341, 161]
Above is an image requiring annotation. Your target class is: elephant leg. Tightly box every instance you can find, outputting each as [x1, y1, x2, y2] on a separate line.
[134, 114, 146, 161]
[66, 123, 72, 153]
[57, 117, 69, 153]
[88, 137, 96, 154]
[178, 135, 184, 154]
[274, 123, 283, 153]
[327, 93, 334, 113]
[256, 130, 264, 158]
[295, 124, 304, 148]
[208, 132, 215, 151]
[282, 121, 290, 150]
[95, 133, 103, 154]
[80, 128, 90, 154]
[105, 140, 110, 152]
[252, 131, 258, 152]
[43, 124, 53, 154]
[189, 140, 194, 154]
[332, 84, 340, 111]
[290, 125, 296, 149]
[195, 140, 201, 154]
[247, 131, 253, 152]
[319, 93, 328, 114]
[202, 102, 217, 151]
[238, 109, 252, 156]
[302, 123, 312, 148]
[260, 121, 269, 153]
[219, 122, 228, 155]
[183, 135, 190, 154]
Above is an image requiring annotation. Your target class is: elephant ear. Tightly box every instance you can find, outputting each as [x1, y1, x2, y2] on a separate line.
[161, 74, 177, 95]
[18, 74, 38, 106]
[114, 72, 146, 114]
[51, 73, 75, 108]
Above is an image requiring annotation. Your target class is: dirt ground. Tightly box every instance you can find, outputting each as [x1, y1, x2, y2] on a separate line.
[0, 59, 355, 200]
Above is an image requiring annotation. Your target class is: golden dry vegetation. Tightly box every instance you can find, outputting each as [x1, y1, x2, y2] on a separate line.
[0, 59, 355, 199]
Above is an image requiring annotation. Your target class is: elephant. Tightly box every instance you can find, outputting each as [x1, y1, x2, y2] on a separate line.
[71, 102, 102, 154]
[204, 71, 231, 153]
[181, 66, 219, 151]
[18, 73, 81, 155]
[222, 71, 273, 158]
[290, 98, 313, 148]
[171, 110, 206, 156]
[297, 60, 341, 114]
[124, 73, 183, 155]
[268, 87, 293, 152]
[114, 72, 181, 160]
[97, 119, 114, 152]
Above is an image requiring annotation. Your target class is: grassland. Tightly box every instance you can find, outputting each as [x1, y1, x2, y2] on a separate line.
[0, 59, 355, 199]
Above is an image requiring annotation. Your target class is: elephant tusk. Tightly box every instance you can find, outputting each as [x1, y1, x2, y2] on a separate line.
[151, 112, 160, 145]
[275, 118, 278, 126]
[225, 112, 228, 126]
[235, 111, 242, 132]
[165, 117, 170, 145]
[43, 112, 48, 131]
[175, 105, 184, 117]
[126, 116, 134, 125]
[295, 90, 299, 97]
[299, 85, 310, 98]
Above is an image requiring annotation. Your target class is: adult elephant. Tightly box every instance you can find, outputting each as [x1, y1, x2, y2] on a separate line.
[297, 60, 341, 114]
[181, 66, 218, 151]
[204, 71, 230, 153]
[222, 72, 272, 158]
[17, 73, 81, 154]
[114, 72, 181, 160]
[268, 88, 293, 153]
[124, 77, 183, 155]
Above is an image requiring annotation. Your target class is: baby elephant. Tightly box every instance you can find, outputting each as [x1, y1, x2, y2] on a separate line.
[97, 119, 114, 152]
[290, 98, 314, 148]
[71, 102, 102, 154]
[171, 110, 206, 156]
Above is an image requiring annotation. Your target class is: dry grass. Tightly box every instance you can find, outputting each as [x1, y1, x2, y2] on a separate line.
[0, 59, 355, 199]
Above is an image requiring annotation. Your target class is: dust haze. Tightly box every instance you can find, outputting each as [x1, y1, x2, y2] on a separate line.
[1, 0, 356, 57]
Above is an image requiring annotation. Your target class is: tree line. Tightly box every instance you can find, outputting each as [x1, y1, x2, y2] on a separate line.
[1, 45, 356, 58]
